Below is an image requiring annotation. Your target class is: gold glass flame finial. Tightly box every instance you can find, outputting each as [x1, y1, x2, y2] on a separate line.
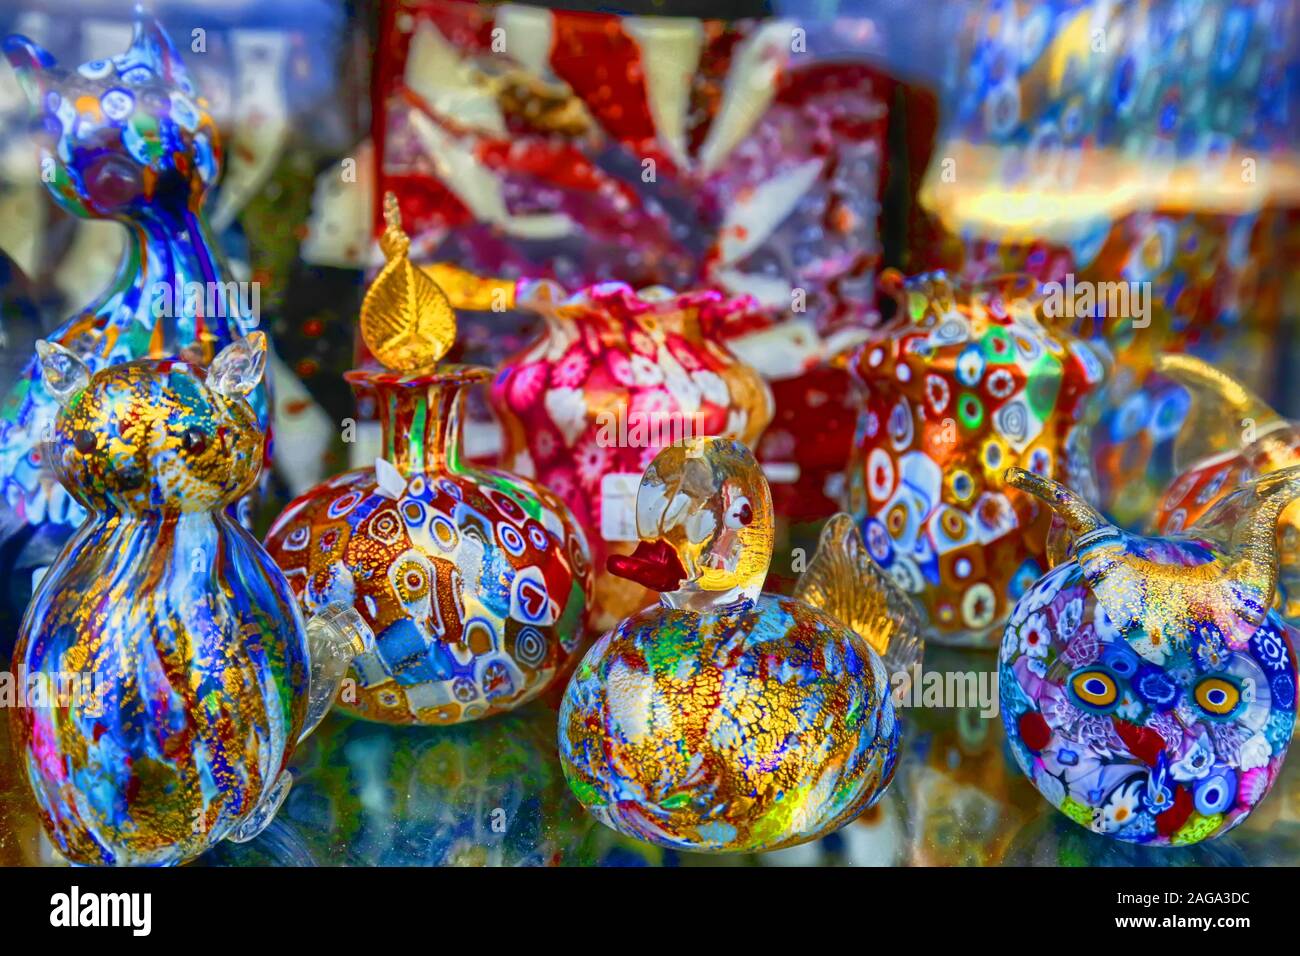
[359, 193, 457, 372]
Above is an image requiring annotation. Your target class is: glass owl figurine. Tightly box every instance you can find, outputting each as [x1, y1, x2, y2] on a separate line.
[999, 465, 1300, 846]
[263, 198, 592, 725]
[1152, 354, 1300, 626]
[0, 15, 269, 642]
[843, 270, 1107, 648]
[12, 333, 367, 866]
[558, 436, 923, 852]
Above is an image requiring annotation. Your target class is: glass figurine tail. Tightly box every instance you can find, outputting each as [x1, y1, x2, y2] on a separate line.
[794, 512, 924, 677]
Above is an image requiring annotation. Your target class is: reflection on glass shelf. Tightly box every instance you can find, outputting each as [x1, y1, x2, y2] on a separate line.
[4, 646, 1300, 866]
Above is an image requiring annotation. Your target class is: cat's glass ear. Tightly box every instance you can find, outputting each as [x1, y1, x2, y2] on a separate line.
[209, 331, 267, 398]
[2, 35, 60, 106]
[35, 340, 90, 408]
[127, 15, 193, 90]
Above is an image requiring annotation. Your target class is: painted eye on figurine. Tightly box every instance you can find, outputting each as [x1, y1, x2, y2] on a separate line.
[725, 496, 753, 529]
[181, 427, 208, 454]
[73, 429, 97, 454]
[1193, 675, 1243, 720]
[1067, 667, 1120, 713]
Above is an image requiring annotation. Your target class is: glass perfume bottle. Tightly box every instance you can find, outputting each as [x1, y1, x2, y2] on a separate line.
[1000, 466, 1300, 846]
[13, 334, 364, 867]
[264, 198, 592, 724]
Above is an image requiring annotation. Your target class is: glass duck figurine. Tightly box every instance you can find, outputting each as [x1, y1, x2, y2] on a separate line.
[558, 436, 923, 852]
[0, 14, 270, 641]
[12, 333, 367, 866]
[1152, 353, 1300, 625]
[999, 465, 1300, 846]
[263, 196, 591, 725]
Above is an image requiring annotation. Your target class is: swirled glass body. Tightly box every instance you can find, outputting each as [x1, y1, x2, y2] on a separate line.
[559, 593, 897, 852]
[14, 510, 308, 866]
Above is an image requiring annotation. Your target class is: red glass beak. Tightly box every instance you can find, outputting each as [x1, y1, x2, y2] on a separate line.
[607, 538, 686, 592]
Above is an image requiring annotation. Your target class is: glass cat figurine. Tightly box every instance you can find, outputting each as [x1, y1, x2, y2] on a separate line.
[999, 465, 1300, 846]
[12, 333, 367, 867]
[264, 197, 592, 725]
[1152, 354, 1300, 625]
[0, 14, 269, 640]
[558, 436, 923, 852]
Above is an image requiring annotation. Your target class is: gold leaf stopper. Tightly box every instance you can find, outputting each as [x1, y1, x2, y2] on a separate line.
[421, 262, 517, 312]
[359, 193, 457, 371]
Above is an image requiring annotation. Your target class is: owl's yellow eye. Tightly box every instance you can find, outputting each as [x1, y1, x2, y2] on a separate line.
[1194, 676, 1242, 719]
[1068, 667, 1119, 713]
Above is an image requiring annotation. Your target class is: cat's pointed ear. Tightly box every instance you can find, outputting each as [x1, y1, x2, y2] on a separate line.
[209, 331, 267, 398]
[3, 35, 59, 106]
[35, 340, 90, 408]
[128, 15, 193, 89]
